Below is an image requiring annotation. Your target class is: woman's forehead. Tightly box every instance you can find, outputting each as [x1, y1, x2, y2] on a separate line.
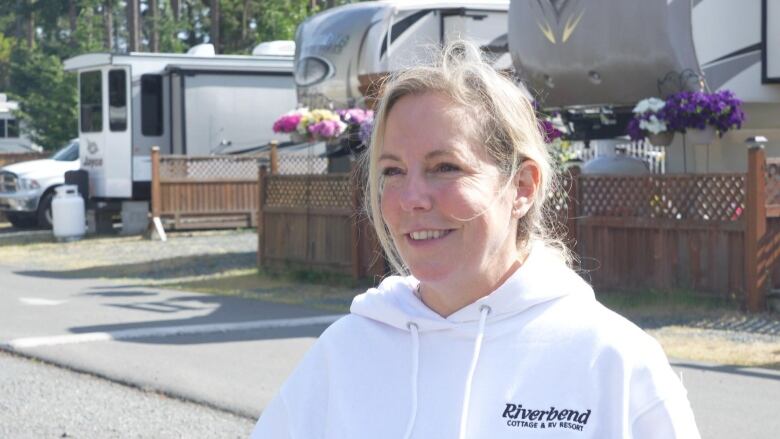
[381, 93, 482, 159]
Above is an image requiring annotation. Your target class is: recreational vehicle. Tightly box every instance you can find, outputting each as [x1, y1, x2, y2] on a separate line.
[63, 43, 296, 202]
[508, 0, 780, 173]
[294, 0, 511, 108]
[0, 93, 37, 153]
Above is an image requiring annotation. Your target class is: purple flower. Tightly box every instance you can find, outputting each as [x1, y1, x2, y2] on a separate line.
[540, 119, 563, 143]
[308, 119, 346, 139]
[359, 118, 374, 145]
[662, 90, 745, 137]
[337, 108, 374, 125]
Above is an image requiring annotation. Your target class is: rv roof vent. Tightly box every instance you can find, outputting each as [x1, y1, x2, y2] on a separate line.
[252, 40, 295, 56]
[187, 43, 216, 56]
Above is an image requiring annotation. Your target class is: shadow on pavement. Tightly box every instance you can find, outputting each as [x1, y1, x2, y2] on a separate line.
[67, 292, 337, 345]
[674, 361, 780, 381]
[14, 252, 256, 280]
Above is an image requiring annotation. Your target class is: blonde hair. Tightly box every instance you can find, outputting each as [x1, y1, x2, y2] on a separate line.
[364, 40, 571, 275]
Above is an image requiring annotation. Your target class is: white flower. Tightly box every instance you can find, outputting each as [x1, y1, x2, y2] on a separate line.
[639, 115, 667, 134]
[633, 97, 666, 114]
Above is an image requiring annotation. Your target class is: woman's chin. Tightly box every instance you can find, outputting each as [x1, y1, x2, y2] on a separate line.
[407, 263, 457, 284]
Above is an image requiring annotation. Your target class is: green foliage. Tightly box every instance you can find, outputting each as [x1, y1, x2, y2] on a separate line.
[8, 45, 77, 150]
[0, 32, 14, 89]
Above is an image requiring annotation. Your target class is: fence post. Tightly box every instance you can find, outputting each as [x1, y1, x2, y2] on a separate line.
[257, 165, 268, 269]
[350, 161, 361, 281]
[270, 140, 279, 175]
[151, 146, 161, 218]
[565, 165, 580, 252]
[745, 145, 767, 312]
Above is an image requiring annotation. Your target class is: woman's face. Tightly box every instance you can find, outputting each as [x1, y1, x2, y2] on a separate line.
[379, 93, 526, 287]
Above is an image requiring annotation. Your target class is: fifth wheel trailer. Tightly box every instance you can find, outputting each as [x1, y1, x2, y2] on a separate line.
[508, 0, 780, 173]
[294, 0, 511, 108]
[63, 44, 296, 202]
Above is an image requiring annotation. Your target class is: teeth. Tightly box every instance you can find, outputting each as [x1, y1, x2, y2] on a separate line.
[410, 230, 448, 240]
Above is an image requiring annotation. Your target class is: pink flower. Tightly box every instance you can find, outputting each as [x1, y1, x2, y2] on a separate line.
[273, 113, 303, 133]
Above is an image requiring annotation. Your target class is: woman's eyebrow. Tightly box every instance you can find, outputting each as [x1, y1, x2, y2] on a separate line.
[378, 153, 401, 162]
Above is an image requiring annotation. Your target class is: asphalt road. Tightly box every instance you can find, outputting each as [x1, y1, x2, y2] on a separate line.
[1, 263, 779, 438]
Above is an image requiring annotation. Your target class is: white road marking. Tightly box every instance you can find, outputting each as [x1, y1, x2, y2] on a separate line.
[2, 314, 344, 349]
[19, 297, 67, 306]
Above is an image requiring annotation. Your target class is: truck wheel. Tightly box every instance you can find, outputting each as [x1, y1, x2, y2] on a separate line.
[37, 192, 54, 229]
[6, 212, 37, 229]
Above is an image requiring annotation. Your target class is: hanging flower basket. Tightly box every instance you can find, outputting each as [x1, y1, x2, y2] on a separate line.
[684, 126, 716, 145]
[647, 131, 674, 146]
[290, 131, 310, 143]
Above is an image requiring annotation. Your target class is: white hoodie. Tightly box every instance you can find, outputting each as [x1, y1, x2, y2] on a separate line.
[251, 244, 700, 438]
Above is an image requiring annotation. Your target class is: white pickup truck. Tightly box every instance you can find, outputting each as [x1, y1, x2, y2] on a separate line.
[0, 139, 80, 228]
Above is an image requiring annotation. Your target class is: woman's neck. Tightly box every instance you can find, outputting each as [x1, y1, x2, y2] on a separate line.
[418, 256, 525, 318]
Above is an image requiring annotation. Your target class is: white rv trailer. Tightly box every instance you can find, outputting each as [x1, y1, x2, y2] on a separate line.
[0, 93, 37, 153]
[63, 44, 296, 200]
[508, 0, 780, 173]
[294, 0, 511, 108]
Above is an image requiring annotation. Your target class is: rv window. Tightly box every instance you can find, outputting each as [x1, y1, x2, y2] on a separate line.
[80, 70, 102, 132]
[141, 74, 163, 136]
[295, 57, 330, 86]
[7, 119, 18, 138]
[108, 69, 127, 131]
[0, 119, 5, 138]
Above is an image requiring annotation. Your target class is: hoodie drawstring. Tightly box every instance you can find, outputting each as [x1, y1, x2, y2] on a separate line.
[403, 305, 491, 439]
[458, 305, 491, 439]
[403, 322, 420, 439]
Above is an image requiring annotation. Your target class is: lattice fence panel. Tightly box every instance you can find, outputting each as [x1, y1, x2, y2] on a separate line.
[580, 174, 745, 221]
[766, 159, 780, 206]
[277, 155, 328, 175]
[266, 175, 351, 209]
[160, 156, 259, 180]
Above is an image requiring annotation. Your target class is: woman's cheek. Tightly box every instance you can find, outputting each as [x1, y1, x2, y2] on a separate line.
[380, 188, 401, 230]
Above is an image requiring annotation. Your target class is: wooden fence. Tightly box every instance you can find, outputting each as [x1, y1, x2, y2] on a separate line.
[151, 148, 262, 229]
[150, 143, 328, 230]
[566, 147, 777, 311]
[256, 163, 384, 280]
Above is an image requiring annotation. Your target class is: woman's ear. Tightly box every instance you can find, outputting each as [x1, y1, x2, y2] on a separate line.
[512, 160, 541, 218]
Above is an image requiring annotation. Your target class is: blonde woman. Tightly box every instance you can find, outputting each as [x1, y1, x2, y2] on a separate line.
[251, 41, 700, 439]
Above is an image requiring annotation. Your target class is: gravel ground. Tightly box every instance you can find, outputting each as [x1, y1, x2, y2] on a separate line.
[0, 225, 257, 281]
[0, 351, 254, 439]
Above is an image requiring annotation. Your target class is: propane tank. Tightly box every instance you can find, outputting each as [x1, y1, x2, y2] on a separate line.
[52, 185, 85, 241]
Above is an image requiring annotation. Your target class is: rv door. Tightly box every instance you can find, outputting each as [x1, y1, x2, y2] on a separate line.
[78, 66, 132, 198]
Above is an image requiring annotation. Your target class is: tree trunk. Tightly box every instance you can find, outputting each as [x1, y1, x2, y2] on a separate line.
[126, 0, 139, 52]
[149, 0, 159, 52]
[241, 0, 251, 42]
[25, 13, 34, 49]
[210, 0, 220, 53]
[69, 0, 78, 47]
[171, 0, 180, 21]
[104, 0, 113, 51]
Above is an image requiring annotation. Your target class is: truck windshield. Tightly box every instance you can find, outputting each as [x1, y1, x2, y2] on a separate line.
[51, 141, 79, 161]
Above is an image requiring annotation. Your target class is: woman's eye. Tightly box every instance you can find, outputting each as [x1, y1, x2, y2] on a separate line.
[381, 167, 403, 177]
[434, 163, 460, 173]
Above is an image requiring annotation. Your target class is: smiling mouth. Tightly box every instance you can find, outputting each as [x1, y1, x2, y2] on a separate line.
[407, 229, 454, 241]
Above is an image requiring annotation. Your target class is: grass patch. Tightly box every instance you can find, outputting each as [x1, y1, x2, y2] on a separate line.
[649, 326, 780, 370]
[597, 288, 738, 320]
[162, 268, 367, 313]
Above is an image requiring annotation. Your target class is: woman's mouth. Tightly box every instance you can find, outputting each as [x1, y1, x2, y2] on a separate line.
[407, 229, 454, 241]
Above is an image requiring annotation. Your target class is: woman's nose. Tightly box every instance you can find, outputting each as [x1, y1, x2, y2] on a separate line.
[399, 174, 432, 212]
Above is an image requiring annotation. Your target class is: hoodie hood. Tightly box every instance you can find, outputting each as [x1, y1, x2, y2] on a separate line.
[351, 242, 594, 332]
